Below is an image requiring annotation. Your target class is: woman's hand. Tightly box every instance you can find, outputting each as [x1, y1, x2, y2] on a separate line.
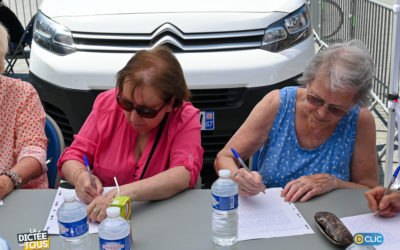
[365, 186, 400, 217]
[73, 169, 103, 204]
[0, 175, 14, 200]
[233, 168, 266, 196]
[281, 173, 338, 202]
[86, 189, 117, 222]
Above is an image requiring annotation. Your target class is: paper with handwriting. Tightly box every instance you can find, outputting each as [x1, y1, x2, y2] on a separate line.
[341, 213, 400, 249]
[238, 187, 314, 241]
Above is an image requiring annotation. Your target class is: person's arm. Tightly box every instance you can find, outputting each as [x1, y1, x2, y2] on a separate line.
[214, 90, 280, 196]
[87, 104, 203, 222]
[86, 166, 191, 222]
[282, 108, 379, 202]
[57, 115, 104, 203]
[0, 83, 47, 198]
[58, 94, 107, 203]
[0, 176, 13, 200]
[340, 107, 379, 188]
[365, 186, 400, 217]
[61, 159, 103, 203]
[0, 157, 42, 199]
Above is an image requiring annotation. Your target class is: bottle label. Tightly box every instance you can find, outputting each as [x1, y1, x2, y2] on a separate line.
[99, 235, 131, 250]
[212, 194, 238, 211]
[58, 216, 89, 238]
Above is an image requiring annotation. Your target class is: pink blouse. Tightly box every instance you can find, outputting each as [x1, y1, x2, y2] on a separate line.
[58, 88, 203, 188]
[0, 75, 48, 189]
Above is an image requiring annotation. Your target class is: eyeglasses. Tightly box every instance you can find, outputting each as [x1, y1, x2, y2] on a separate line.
[306, 92, 349, 117]
[116, 95, 167, 118]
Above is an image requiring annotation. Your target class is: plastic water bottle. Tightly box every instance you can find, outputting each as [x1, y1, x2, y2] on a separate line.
[211, 169, 238, 246]
[57, 192, 90, 250]
[0, 235, 10, 250]
[99, 207, 131, 250]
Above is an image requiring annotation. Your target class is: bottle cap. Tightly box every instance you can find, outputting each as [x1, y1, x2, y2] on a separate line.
[219, 169, 231, 178]
[62, 192, 76, 202]
[106, 206, 121, 217]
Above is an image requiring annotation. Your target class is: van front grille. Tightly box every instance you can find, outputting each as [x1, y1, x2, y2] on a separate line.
[190, 88, 245, 109]
[72, 24, 264, 52]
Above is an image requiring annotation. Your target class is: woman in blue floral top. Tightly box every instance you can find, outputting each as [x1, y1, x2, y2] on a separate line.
[215, 40, 378, 202]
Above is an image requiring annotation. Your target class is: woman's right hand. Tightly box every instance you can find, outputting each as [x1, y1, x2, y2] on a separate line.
[365, 186, 400, 217]
[73, 169, 103, 203]
[233, 168, 266, 196]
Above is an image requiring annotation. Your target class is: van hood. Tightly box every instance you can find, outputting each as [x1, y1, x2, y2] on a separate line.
[40, 0, 306, 17]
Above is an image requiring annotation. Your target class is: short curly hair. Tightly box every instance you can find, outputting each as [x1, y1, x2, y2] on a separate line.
[298, 40, 374, 107]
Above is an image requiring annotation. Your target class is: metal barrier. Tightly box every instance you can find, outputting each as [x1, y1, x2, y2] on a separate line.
[310, 0, 394, 161]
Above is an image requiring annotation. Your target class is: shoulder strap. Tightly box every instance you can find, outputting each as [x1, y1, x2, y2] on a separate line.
[139, 113, 168, 180]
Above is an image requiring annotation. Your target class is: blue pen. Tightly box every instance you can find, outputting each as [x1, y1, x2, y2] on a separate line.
[231, 148, 265, 194]
[375, 165, 400, 216]
[83, 154, 96, 189]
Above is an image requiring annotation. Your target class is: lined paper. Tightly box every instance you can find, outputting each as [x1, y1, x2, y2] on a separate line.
[341, 213, 400, 249]
[238, 187, 314, 241]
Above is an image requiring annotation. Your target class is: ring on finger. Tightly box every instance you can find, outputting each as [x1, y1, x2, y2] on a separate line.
[93, 208, 100, 214]
[97, 209, 106, 217]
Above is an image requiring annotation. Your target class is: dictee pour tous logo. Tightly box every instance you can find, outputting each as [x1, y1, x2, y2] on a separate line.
[17, 229, 49, 249]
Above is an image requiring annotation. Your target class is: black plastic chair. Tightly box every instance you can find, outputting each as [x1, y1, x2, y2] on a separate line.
[4, 14, 35, 76]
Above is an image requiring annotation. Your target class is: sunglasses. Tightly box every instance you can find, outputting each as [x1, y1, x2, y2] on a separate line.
[306, 92, 349, 117]
[116, 95, 167, 118]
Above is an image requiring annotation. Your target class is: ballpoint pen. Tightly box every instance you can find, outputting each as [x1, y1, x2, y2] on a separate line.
[231, 147, 265, 194]
[83, 154, 96, 189]
[374, 165, 400, 216]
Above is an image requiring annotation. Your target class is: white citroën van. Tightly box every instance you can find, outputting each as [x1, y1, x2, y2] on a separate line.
[29, 0, 315, 187]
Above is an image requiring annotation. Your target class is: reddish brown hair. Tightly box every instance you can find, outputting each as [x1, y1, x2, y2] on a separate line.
[116, 46, 190, 108]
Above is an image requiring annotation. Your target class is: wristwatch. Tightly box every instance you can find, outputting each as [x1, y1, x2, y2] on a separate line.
[0, 170, 22, 188]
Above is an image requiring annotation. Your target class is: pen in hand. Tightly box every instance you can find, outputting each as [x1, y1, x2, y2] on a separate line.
[231, 148, 265, 194]
[83, 154, 96, 189]
[374, 165, 400, 216]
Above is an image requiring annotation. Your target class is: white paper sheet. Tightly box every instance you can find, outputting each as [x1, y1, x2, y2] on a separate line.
[0, 200, 3, 205]
[44, 187, 114, 234]
[341, 213, 400, 250]
[238, 187, 314, 241]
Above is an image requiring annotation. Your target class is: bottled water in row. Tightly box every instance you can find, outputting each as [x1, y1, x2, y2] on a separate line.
[211, 169, 238, 246]
[57, 192, 90, 250]
[99, 207, 131, 250]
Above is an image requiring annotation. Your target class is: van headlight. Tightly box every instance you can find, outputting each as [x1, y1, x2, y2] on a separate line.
[33, 11, 76, 55]
[261, 4, 311, 52]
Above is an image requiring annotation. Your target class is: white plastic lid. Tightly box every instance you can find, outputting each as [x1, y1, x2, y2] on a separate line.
[218, 169, 231, 178]
[62, 192, 76, 202]
[106, 207, 121, 218]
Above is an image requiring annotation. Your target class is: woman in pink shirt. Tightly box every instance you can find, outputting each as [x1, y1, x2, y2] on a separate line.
[0, 24, 48, 200]
[58, 46, 204, 222]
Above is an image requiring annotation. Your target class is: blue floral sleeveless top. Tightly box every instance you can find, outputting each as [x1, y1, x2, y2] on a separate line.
[257, 86, 359, 188]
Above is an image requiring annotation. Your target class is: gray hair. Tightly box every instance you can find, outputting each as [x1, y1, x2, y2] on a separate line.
[298, 40, 374, 107]
[0, 23, 9, 74]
